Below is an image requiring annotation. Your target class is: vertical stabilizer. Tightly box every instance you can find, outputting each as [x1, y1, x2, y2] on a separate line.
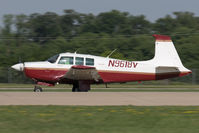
[152, 34, 183, 67]
[151, 34, 191, 77]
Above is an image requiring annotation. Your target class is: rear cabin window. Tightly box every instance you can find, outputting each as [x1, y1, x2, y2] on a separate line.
[58, 57, 74, 65]
[86, 58, 94, 66]
[75, 57, 84, 65]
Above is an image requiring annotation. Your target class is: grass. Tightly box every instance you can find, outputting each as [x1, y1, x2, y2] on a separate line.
[0, 83, 199, 89]
[0, 83, 199, 92]
[0, 106, 199, 133]
[0, 84, 199, 92]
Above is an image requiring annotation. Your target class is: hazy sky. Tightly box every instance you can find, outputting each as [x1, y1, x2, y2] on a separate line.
[0, 0, 199, 25]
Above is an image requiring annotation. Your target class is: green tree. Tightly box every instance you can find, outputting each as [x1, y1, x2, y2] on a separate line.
[2, 14, 14, 36]
[60, 9, 84, 36]
[95, 10, 129, 34]
[27, 12, 62, 43]
[154, 15, 177, 34]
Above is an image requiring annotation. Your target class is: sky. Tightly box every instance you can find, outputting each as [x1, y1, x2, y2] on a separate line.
[0, 0, 199, 25]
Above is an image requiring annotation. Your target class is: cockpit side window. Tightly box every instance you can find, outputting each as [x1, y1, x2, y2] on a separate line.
[47, 54, 59, 63]
[58, 56, 74, 65]
[75, 57, 84, 65]
[86, 58, 94, 66]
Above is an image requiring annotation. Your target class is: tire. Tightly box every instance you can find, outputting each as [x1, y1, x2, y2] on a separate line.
[34, 86, 43, 92]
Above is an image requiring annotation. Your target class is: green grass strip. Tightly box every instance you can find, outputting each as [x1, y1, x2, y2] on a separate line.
[0, 106, 199, 133]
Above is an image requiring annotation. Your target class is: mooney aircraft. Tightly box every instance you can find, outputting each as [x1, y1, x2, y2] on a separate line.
[11, 34, 192, 92]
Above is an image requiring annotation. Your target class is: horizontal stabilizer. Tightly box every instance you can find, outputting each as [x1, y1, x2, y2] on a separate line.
[155, 66, 181, 80]
[156, 66, 179, 73]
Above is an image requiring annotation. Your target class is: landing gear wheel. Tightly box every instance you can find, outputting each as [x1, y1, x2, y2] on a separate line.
[34, 86, 43, 92]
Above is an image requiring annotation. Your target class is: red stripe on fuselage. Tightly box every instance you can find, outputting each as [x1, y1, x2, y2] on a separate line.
[24, 67, 191, 83]
[98, 71, 155, 82]
[24, 67, 68, 82]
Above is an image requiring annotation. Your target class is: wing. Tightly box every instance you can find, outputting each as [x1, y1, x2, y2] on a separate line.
[63, 65, 102, 82]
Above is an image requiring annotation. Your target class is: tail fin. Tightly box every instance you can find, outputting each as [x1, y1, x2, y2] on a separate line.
[151, 34, 191, 76]
[152, 34, 183, 67]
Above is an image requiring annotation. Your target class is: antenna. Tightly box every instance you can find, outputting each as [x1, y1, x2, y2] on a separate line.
[107, 49, 117, 58]
[18, 57, 22, 63]
[74, 49, 79, 54]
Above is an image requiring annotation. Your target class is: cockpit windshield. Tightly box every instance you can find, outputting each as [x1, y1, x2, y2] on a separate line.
[47, 54, 59, 63]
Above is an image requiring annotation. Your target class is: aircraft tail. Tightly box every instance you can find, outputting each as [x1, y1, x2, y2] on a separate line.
[152, 34, 183, 67]
[151, 34, 191, 76]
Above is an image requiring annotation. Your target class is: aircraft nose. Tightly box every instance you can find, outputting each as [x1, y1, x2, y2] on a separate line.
[11, 63, 24, 71]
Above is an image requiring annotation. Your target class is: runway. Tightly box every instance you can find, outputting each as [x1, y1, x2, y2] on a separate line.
[0, 91, 199, 106]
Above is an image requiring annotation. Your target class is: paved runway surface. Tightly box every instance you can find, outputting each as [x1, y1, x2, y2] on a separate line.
[0, 92, 199, 106]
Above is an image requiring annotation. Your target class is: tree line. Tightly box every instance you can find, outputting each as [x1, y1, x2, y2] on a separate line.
[0, 9, 199, 69]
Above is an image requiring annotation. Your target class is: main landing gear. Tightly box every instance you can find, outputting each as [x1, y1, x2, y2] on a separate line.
[33, 81, 90, 92]
[34, 86, 43, 92]
[72, 80, 91, 92]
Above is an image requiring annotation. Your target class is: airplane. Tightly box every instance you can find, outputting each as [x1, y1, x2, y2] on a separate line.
[11, 34, 192, 92]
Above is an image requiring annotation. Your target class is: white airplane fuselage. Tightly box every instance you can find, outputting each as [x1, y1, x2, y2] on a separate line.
[11, 35, 192, 90]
